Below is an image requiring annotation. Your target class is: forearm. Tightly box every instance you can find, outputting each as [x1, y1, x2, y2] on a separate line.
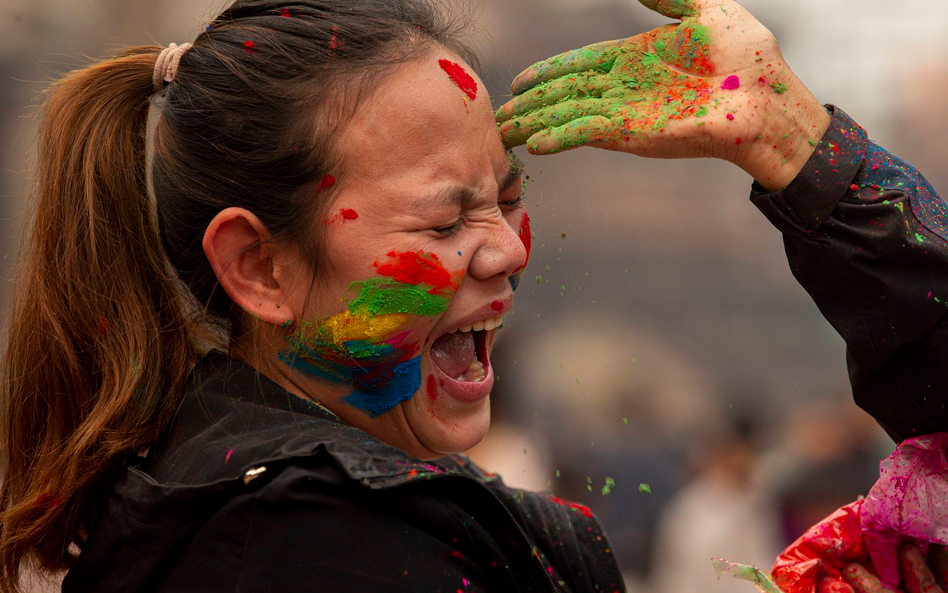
[751, 107, 948, 441]
[735, 73, 831, 192]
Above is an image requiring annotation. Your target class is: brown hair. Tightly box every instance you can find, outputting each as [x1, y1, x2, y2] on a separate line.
[0, 1, 479, 589]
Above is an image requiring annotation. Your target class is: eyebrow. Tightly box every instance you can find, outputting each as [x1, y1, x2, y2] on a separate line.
[502, 149, 526, 193]
[413, 151, 526, 213]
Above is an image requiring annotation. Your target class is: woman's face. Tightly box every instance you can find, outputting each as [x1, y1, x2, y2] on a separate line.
[277, 52, 529, 459]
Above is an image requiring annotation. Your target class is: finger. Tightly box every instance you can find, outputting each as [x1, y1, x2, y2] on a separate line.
[496, 72, 614, 121]
[500, 99, 626, 147]
[637, 0, 701, 18]
[844, 563, 897, 593]
[511, 39, 624, 95]
[819, 577, 856, 593]
[525, 115, 616, 155]
[933, 546, 948, 591]
[901, 545, 945, 593]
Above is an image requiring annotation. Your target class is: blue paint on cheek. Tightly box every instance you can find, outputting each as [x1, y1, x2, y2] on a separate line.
[344, 356, 422, 418]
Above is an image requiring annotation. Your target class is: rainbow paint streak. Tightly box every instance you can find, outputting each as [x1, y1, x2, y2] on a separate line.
[280, 252, 463, 417]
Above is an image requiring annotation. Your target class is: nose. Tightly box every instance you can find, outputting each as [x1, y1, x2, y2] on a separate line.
[467, 211, 529, 282]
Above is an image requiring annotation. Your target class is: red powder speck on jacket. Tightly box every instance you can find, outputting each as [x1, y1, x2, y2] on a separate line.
[550, 496, 594, 519]
[438, 59, 477, 101]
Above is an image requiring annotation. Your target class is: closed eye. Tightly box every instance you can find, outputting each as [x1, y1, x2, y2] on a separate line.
[432, 220, 464, 237]
[499, 193, 526, 209]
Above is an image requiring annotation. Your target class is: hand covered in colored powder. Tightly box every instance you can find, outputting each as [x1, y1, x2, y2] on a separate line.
[839, 546, 947, 593]
[771, 500, 948, 593]
[496, 0, 831, 189]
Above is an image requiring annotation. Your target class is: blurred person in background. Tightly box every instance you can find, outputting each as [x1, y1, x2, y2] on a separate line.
[769, 400, 887, 546]
[650, 413, 781, 593]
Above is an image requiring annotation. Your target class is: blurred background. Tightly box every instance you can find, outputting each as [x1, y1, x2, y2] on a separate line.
[2, 0, 946, 591]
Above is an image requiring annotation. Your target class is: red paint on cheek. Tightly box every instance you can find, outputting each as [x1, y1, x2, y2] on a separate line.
[514, 212, 532, 272]
[340, 208, 358, 221]
[374, 252, 463, 294]
[438, 59, 478, 101]
[490, 301, 504, 312]
[427, 375, 438, 402]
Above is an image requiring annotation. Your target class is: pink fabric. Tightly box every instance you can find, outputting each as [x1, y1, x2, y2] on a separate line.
[861, 433, 948, 590]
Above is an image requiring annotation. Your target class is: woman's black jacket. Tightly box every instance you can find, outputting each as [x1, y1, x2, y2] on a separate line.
[62, 353, 625, 592]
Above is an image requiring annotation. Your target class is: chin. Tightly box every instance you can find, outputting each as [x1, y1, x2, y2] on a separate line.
[405, 380, 493, 459]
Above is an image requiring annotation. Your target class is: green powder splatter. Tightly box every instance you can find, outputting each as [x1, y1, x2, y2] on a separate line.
[770, 81, 788, 94]
[638, 483, 651, 495]
[346, 278, 450, 316]
[601, 476, 616, 496]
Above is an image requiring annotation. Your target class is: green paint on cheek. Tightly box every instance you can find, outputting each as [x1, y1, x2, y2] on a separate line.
[347, 278, 451, 316]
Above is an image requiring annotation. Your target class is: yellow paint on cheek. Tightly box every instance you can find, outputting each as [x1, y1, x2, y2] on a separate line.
[322, 310, 411, 345]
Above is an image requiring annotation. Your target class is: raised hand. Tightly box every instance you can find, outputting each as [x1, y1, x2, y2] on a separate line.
[496, 0, 831, 190]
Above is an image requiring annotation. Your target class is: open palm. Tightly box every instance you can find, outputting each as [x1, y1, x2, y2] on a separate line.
[496, 0, 795, 160]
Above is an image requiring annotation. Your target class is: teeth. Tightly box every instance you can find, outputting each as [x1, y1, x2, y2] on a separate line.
[463, 360, 485, 382]
[454, 315, 504, 334]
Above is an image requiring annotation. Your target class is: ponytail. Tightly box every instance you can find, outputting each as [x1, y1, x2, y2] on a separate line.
[0, 47, 200, 589]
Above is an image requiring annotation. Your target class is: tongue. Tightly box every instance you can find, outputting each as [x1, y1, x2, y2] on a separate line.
[430, 331, 476, 378]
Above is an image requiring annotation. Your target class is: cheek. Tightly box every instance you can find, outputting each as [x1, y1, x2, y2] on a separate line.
[279, 251, 465, 417]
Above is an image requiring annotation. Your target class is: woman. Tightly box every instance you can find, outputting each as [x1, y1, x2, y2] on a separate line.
[0, 1, 618, 591]
[0, 0, 943, 592]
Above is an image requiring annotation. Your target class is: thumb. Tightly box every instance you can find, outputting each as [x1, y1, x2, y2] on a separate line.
[637, 0, 698, 19]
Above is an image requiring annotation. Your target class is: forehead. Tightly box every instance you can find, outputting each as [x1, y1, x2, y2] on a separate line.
[334, 54, 507, 194]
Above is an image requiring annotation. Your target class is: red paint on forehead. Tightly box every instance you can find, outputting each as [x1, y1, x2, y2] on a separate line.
[339, 208, 358, 221]
[427, 375, 438, 402]
[438, 59, 478, 101]
[374, 252, 462, 294]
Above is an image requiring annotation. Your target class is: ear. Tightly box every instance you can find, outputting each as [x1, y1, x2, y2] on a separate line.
[203, 208, 300, 327]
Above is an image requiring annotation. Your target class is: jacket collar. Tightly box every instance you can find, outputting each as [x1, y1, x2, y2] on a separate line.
[149, 352, 493, 490]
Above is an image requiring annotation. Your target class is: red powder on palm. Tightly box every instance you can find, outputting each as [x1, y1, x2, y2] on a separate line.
[374, 251, 460, 294]
[427, 375, 438, 402]
[438, 59, 477, 101]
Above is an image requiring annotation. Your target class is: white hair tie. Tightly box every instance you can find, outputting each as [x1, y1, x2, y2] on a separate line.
[153, 42, 193, 93]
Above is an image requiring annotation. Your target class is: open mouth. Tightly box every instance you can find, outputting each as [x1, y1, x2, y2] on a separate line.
[428, 314, 502, 402]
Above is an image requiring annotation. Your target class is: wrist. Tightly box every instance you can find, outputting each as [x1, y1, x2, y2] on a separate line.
[735, 79, 831, 192]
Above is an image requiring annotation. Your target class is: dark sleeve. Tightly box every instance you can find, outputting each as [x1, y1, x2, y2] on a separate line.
[231, 466, 493, 593]
[750, 106, 948, 442]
